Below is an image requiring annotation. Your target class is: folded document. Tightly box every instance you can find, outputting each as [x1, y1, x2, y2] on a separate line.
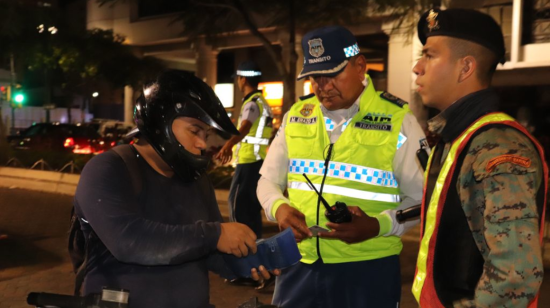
[223, 228, 302, 278]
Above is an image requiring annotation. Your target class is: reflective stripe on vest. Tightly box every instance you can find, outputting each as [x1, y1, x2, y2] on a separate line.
[242, 136, 270, 145]
[412, 112, 549, 307]
[289, 159, 398, 188]
[235, 93, 273, 163]
[288, 181, 400, 203]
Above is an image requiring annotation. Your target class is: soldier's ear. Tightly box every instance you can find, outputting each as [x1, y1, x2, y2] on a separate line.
[458, 56, 476, 83]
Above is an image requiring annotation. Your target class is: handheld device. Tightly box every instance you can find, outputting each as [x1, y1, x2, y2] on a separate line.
[395, 205, 421, 223]
[302, 173, 352, 223]
[27, 288, 129, 308]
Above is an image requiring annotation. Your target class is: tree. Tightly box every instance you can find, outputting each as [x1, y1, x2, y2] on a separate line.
[23, 27, 164, 123]
[98, 0, 437, 115]
[0, 0, 164, 124]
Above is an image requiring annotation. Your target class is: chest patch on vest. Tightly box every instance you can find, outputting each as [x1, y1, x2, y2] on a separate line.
[380, 92, 407, 108]
[485, 154, 531, 173]
[290, 116, 318, 125]
[355, 122, 392, 131]
[354, 112, 393, 131]
[300, 104, 315, 117]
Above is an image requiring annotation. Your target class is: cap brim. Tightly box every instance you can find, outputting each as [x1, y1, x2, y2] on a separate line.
[297, 60, 349, 80]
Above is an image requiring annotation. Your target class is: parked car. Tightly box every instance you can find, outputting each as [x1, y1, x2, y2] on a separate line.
[85, 120, 135, 147]
[8, 123, 108, 154]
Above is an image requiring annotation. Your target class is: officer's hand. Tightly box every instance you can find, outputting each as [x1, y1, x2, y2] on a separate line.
[275, 204, 312, 242]
[218, 222, 257, 257]
[214, 143, 233, 165]
[250, 265, 281, 282]
[318, 206, 380, 244]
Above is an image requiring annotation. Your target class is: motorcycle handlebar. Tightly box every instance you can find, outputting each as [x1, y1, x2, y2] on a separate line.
[27, 292, 87, 308]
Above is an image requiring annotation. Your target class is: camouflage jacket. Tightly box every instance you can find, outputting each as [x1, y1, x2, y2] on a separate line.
[428, 91, 544, 307]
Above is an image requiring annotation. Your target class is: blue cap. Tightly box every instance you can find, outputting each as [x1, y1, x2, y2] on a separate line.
[297, 26, 360, 80]
[234, 60, 262, 78]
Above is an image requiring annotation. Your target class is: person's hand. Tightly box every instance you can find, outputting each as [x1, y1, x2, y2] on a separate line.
[318, 206, 379, 244]
[250, 265, 281, 282]
[214, 143, 233, 165]
[275, 204, 312, 242]
[217, 222, 257, 257]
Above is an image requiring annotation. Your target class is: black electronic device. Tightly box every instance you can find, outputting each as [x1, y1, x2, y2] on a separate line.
[395, 205, 421, 223]
[27, 288, 129, 308]
[302, 173, 352, 223]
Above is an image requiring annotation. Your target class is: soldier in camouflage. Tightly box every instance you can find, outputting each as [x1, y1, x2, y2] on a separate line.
[411, 8, 548, 308]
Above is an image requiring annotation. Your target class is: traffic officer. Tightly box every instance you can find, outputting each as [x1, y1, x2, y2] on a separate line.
[216, 61, 273, 240]
[257, 25, 426, 308]
[412, 8, 548, 307]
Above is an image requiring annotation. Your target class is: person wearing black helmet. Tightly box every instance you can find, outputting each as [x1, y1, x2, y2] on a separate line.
[74, 71, 275, 308]
[411, 8, 547, 307]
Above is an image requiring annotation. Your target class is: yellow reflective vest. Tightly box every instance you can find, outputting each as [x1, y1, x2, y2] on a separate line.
[285, 76, 411, 264]
[412, 112, 548, 308]
[234, 91, 273, 164]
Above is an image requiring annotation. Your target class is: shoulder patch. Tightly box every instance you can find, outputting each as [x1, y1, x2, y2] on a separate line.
[485, 155, 531, 173]
[299, 93, 315, 101]
[380, 92, 408, 108]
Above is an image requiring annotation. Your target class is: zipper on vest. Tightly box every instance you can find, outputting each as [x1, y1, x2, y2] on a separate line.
[316, 143, 334, 260]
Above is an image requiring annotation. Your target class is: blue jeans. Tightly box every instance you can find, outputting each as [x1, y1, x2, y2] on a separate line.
[272, 256, 401, 308]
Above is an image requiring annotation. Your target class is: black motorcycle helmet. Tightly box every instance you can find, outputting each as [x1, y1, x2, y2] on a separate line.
[134, 70, 239, 182]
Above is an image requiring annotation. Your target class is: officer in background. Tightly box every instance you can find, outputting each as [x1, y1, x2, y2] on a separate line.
[216, 61, 273, 239]
[257, 25, 426, 308]
[411, 8, 548, 307]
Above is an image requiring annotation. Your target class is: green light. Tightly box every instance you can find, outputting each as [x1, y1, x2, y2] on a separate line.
[14, 93, 24, 103]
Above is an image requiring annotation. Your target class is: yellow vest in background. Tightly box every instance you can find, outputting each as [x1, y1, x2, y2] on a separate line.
[235, 92, 273, 164]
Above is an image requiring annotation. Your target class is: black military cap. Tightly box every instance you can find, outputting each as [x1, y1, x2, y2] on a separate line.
[417, 8, 506, 64]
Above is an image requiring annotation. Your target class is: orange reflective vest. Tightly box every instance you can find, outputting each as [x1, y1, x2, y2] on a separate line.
[413, 112, 548, 307]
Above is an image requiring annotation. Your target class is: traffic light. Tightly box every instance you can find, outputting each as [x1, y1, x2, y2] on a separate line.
[11, 84, 24, 107]
[13, 91, 25, 108]
[14, 93, 24, 103]
[0, 86, 9, 101]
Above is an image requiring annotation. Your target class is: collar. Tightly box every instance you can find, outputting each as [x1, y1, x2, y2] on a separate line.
[355, 75, 369, 109]
[242, 89, 263, 102]
[427, 88, 500, 142]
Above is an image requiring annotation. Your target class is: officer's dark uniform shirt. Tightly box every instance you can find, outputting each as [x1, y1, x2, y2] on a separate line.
[425, 89, 544, 307]
[75, 149, 231, 308]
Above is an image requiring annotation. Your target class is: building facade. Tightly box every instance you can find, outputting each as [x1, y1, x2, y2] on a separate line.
[86, 0, 550, 141]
